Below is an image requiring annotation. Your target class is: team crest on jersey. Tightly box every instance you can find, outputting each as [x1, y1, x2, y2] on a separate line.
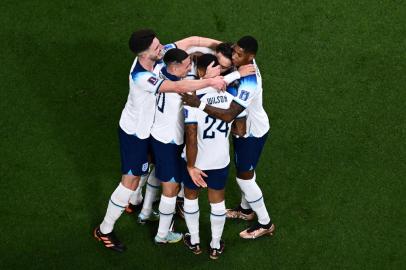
[142, 162, 148, 172]
[239, 90, 250, 101]
[183, 108, 189, 118]
[148, 76, 158, 85]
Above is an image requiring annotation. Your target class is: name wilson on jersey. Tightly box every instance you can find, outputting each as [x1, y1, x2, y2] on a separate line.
[206, 95, 228, 105]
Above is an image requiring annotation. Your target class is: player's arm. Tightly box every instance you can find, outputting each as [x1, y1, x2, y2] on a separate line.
[158, 76, 226, 93]
[181, 94, 245, 123]
[175, 36, 221, 51]
[184, 115, 207, 188]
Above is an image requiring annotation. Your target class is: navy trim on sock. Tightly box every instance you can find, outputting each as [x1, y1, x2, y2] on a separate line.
[247, 196, 263, 204]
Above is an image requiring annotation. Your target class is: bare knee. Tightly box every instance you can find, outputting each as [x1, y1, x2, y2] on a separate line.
[121, 174, 140, 190]
[184, 187, 199, 200]
[237, 170, 254, 180]
[162, 182, 180, 197]
[208, 188, 225, 204]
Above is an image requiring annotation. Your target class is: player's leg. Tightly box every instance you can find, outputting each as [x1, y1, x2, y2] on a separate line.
[155, 181, 182, 243]
[226, 136, 255, 220]
[233, 133, 275, 239]
[126, 170, 149, 213]
[206, 167, 228, 259]
[94, 127, 150, 252]
[175, 144, 186, 219]
[176, 183, 185, 219]
[151, 137, 183, 244]
[183, 187, 202, 254]
[181, 160, 202, 254]
[138, 166, 160, 223]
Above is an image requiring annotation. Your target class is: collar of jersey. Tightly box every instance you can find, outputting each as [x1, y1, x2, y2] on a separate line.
[131, 58, 160, 76]
[161, 67, 181, 81]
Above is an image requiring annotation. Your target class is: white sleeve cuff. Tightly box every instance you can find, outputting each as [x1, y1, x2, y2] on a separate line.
[198, 101, 206, 110]
[223, 71, 241, 85]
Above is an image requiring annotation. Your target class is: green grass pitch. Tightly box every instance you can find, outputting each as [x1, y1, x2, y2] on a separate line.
[0, 0, 405, 269]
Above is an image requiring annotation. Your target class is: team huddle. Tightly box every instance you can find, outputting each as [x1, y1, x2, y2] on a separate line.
[93, 29, 275, 260]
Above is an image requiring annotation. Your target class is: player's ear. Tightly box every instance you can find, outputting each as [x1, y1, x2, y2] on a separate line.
[248, 53, 255, 62]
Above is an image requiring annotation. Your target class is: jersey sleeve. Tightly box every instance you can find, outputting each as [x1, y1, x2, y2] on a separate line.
[184, 105, 198, 125]
[132, 71, 164, 94]
[186, 46, 214, 55]
[232, 75, 258, 108]
[162, 43, 177, 55]
[236, 110, 247, 119]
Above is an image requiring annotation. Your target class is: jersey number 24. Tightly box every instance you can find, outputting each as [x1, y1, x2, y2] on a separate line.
[203, 116, 230, 139]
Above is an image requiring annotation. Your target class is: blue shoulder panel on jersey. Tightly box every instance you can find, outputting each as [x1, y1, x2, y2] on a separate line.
[239, 74, 257, 89]
[227, 85, 238, 97]
[161, 43, 177, 56]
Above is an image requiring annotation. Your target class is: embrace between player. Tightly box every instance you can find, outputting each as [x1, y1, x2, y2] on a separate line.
[93, 29, 275, 259]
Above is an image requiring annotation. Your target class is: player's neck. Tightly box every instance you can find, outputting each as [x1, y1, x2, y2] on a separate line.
[166, 67, 181, 79]
[237, 59, 254, 68]
[138, 56, 155, 72]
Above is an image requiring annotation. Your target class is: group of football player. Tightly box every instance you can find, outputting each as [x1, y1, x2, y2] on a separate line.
[93, 29, 275, 260]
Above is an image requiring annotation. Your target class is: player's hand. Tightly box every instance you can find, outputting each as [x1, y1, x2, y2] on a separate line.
[187, 166, 208, 188]
[209, 76, 227, 92]
[238, 64, 256, 77]
[181, 92, 200, 107]
[203, 61, 221, 78]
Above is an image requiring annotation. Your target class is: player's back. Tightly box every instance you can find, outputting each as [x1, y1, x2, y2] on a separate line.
[232, 60, 269, 138]
[184, 87, 234, 170]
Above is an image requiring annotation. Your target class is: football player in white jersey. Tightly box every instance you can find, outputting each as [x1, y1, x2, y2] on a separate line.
[181, 36, 275, 240]
[181, 54, 236, 259]
[142, 48, 254, 244]
[147, 48, 193, 244]
[93, 29, 227, 252]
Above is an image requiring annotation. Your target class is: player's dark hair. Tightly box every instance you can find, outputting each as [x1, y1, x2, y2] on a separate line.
[129, 29, 156, 54]
[216, 42, 233, 60]
[237, 36, 258, 55]
[196, 53, 219, 70]
[163, 48, 189, 65]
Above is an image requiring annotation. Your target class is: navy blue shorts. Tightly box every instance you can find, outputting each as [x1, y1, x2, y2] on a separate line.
[150, 136, 182, 183]
[118, 127, 150, 176]
[180, 160, 229, 190]
[233, 132, 268, 173]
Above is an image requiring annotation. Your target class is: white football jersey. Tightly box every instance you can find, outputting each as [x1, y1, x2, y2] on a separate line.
[183, 88, 234, 170]
[231, 59, 270, 138]
[119, 43, 176, 138]
[150, 67, 184, 145]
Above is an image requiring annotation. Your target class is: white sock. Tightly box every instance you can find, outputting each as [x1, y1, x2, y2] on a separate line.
[157, 195, 176, 238]
[240, 193, 251, 209]
[129, 173, 148, 205]
[100, 183, 133, 234]
[140, 168, 160, 217]
[177, 183, 185, 199]
[236, 173, 271, 225]
[184, 198, 200, 244]
[210, 201, 226, 249]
